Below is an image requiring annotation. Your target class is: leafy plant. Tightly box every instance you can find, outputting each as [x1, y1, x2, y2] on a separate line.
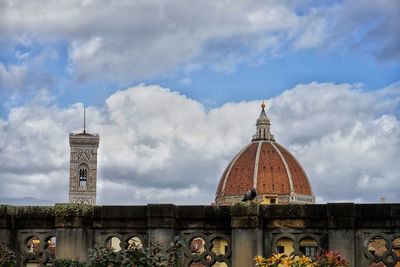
[254, 251, 349, 267]
[53, 258, 87, 267]
[89, 236, 184, 267]
[0, 237, 184, 267]
[255, 253, 314, 267]
[164, 236, 185, 267]
[314, 251, 349, 267]
[89, 248, 124, 267]
[0, 242, 16, 267]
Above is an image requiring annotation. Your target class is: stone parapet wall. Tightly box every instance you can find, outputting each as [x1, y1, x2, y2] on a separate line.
[0, 203, 399, 266]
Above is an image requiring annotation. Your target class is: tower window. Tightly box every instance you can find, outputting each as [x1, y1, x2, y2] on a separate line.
[79, 166, 88, 188]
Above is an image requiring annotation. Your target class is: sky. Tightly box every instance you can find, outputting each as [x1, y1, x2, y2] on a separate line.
[0, 0, 399, 205]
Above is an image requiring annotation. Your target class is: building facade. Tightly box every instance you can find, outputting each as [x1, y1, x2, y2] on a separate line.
[68, 130, 99, 205]
[1, 203, 399, 267]
[216, 102, 315, 205]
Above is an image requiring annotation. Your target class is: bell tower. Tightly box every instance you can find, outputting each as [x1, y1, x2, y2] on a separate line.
[69, 108, 99, 205]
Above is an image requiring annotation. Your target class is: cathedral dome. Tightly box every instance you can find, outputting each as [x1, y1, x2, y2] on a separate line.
[215, 103, 315, 205]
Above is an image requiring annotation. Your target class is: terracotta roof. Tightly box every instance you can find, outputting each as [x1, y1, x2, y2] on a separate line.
[215, 102, 314, 204]
[216, 140, 312, 198]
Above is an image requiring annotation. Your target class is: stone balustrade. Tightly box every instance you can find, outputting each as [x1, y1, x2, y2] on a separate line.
[0, 203, 399, 267]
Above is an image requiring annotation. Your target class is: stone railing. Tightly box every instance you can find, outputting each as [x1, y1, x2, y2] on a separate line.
[0, 203, 399, 267]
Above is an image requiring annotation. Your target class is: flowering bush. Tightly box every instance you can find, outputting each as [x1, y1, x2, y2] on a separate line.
[53, 258, 87, 267]
[254, 251, 349, 267]
[255, 253, 314, 267]
[0, 238, 183, 267]
[0, 242, 16, 267]
[89, 237, 184, 267]
[314, 251, 349, 267]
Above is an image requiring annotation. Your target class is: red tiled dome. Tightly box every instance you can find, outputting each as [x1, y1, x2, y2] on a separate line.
[215, 103, 314, 205]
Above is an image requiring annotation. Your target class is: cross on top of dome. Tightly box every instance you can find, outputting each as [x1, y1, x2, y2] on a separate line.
[252, 101, 275, 142]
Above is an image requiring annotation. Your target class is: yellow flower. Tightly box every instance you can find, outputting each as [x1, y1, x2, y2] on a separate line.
[254, 253, 317, 267]
[254, 255, 267, 263]
[299, 255, 313, 263]
[281, 256, 294, 267]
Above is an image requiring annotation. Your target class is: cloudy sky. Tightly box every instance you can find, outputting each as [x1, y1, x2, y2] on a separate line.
[0, 0, 399, 205]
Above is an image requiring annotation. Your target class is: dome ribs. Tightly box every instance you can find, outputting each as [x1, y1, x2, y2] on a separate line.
[270, 142, 293, 194]
[257, 142, 290, 195]
[224, 142, 258, 196]
[215, 141, 313, 202]
[216, 160, 232, 198]
[274, 143, 312, 195]
[215, 103, 314, 205]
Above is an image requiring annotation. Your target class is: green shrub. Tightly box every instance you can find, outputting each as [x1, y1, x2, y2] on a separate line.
[89, 248, 124, 267]
[89, 236, 184, 267]
[0, 237, 184, 267]
[53, 258, 87, 267]
[0, 242, 16, 267]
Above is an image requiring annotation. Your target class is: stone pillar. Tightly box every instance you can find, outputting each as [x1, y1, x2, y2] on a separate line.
[327, 203, 355, 266]
[0, 205, 13, 247]
[55, 204, 94, 261]
[230, 203, 263, 266]
[146, 204, 177, 247]
[0, 205, 14, 265]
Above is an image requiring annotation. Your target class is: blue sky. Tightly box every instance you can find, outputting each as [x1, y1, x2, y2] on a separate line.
[0, 0, 399, 205]
[1, 37, 398, 116]
[157, 50, 399, 105]
[1, 0, 399, 113]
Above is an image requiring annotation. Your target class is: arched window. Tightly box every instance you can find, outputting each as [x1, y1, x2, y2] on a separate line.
[79, 165, 88, 188]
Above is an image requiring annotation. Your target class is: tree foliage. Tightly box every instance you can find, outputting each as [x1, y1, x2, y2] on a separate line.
[51, 236, 184, 267]
[0, 242, 16, 267]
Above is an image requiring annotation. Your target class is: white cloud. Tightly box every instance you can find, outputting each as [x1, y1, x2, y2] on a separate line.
[269, 82, 400, 203]
[0, 63, 29, 91]
[288, 0, 400, 60]
[69, 37, 103, 64]
[180, 77, 192, 85]
[1, 1, 398, 82]
[291, 10, 328, 49]
[0, 82, 399, 205]
[0, 47, 58, 105]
